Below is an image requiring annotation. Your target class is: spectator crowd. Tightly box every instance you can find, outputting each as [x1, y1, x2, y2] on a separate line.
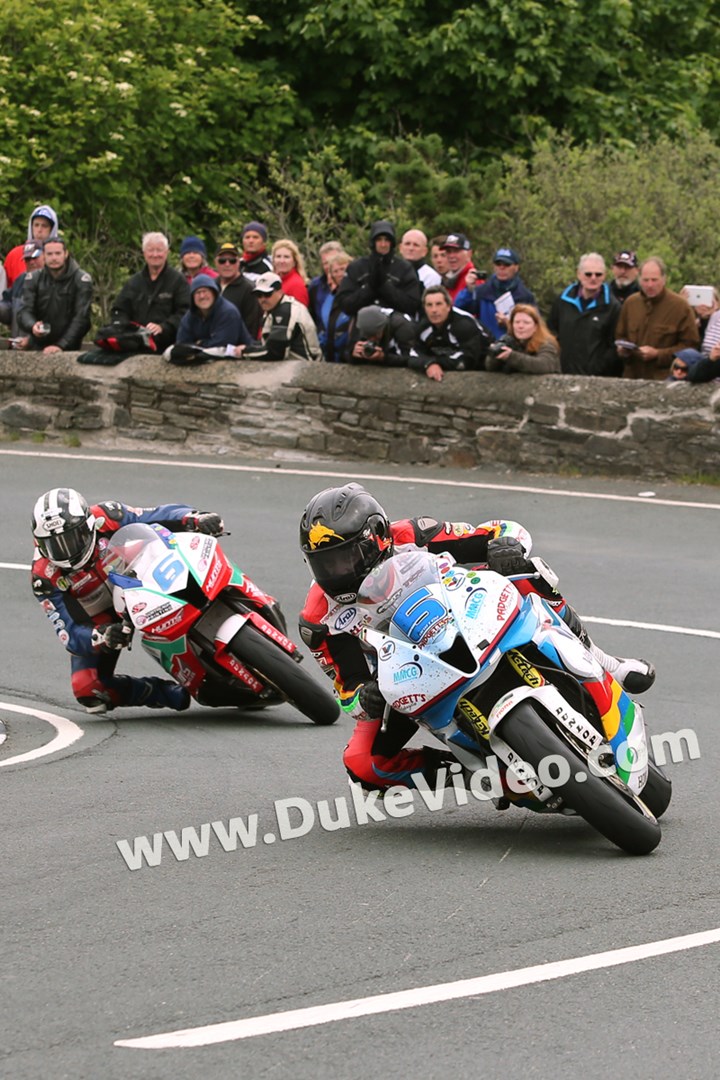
[1, 202, 718, 385]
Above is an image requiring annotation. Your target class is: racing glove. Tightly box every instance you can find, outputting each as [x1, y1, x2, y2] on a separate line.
[486, 537, 532, 576]
[91, 622, 133, 652]
[358, 680, 387, 719]
[183, 511, 225, 536]
[486, 538, 560, 597]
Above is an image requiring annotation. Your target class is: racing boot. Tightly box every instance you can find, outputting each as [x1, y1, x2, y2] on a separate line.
[560, 604, 655, 694]
[119, 676, 191, 711]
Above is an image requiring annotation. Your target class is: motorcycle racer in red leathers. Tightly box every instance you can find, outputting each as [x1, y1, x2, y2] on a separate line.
[31, 487, 225, 713]
[298, 483, 656, 793]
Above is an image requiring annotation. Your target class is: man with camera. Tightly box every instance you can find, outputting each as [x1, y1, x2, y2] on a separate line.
[346, 305, 416, 366]
[409, 285, 492, 382]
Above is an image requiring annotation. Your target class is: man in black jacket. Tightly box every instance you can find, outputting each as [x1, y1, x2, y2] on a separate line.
[80, 232, 190, 364]
[410, 285, 491, 381]
[214, 242, 262, 339]
[547, 252, 621, 376]
[18, 238, 92, 352]
[344, 305, 415, 366]
[336, 220, 421, 318]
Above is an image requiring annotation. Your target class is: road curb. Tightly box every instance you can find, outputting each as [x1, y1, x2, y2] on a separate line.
[0, 719, 6, 746]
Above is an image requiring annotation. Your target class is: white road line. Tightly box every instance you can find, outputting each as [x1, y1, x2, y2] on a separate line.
[0, 702, 84, 767]
[115, 926, 720, 1049]
[2, 448, 719, 510]
[0, 562, 29, 570]
[582, 616, 720, 639]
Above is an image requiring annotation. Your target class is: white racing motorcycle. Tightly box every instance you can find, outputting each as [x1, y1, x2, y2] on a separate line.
[103, 523, 339, 725]
[354, 548, 671, 855]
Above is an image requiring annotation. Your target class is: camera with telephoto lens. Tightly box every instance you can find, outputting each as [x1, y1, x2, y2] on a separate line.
[362, 340, 378, 358]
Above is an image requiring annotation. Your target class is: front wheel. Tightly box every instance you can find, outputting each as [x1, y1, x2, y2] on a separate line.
[500, 703, 661, 855]
[229, 623, 339, 725]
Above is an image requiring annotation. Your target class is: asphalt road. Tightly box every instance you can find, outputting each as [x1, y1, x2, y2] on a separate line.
[1, 445, 719, 1080]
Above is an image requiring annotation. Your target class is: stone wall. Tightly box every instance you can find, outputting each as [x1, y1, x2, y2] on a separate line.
[1, 352, 718, 480]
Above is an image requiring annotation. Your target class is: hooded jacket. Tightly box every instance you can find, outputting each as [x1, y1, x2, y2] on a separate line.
[336, 221, 421, 317]
[176, 274, 251, 347]
[18, 253, 93, 350]
[3, 204, 60, 287]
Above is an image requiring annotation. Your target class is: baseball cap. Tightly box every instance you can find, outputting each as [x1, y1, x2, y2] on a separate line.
[493, 247, 520, 265]
[253, 272, 282, 294]
[613, 250, 638, 267]
[215, 242, 240, 259]
[442, 233, 471, 250]
[23, 241, 44, 260]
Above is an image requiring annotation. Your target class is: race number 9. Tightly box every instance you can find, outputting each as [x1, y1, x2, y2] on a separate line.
[391, 587, 446, 643]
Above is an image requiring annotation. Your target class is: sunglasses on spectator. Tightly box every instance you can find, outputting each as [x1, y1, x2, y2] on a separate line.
[672, 362, 689, 372]
[583, 271, 604, 278]
[217, 256, 238, 264]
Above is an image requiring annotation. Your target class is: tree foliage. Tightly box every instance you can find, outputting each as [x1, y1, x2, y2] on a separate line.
[484, 128, 720, 307]
[250, 0, 720, 150]
[0, 0, 294, 242]
[3, 0, 720, 315]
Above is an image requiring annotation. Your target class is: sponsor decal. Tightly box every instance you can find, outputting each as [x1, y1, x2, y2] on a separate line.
[240, 577, 265, 602]
[131, 602, 147, 614]
[379, 640, 396, 659]
[71, 571, 94, 589]
[173, 659, 199, 688]
[334, 607, 357, 631]
[497, 584, 514, 620]
[392, 663, 422, 684]
[41, 599, 55, 614]
[190, 536, 201, 550]
[150, 610, 185, 635]
[58, 630, 69, 645]
[457, 696, 490, 740]
[391, 692, 427, 710]
[464, 588, 486, 619]
[418, 614, 451, 648]
[377, 589, 403, 615]
[201, 537, 214, 560]
[335, 592, 356, 604]
[451, 522, 474, 537]
[507, 649, 544, 688]
[206, 555, 223, 590]
[555, 706, 602, 747]
[225, 655, 264, 693]
[144, 602, 173, 622]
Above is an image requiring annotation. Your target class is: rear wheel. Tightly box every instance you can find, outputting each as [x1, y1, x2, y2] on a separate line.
[500, 703, 661, 855]
[641, 761, 672, 819]
[229, 623, 339, 725]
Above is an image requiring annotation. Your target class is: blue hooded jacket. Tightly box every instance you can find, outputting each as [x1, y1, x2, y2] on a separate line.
[176, 274, 251, 347]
